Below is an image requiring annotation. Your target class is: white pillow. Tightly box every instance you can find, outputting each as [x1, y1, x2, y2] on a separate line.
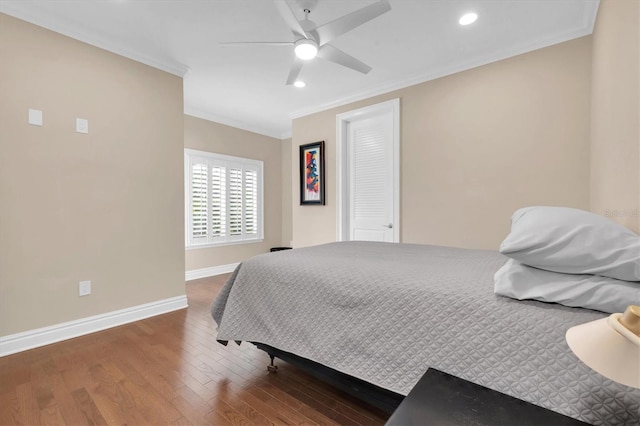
[499, 206, 640, 281]
[494, 258, 640, 314]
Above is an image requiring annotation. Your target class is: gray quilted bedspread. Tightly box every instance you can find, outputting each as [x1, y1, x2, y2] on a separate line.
[211, 241, 640, 425]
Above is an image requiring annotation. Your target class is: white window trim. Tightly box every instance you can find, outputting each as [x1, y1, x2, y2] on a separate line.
[185, 149, 264, 249]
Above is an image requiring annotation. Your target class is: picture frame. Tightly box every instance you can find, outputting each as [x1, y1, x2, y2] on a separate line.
[300, 141, 325, 205]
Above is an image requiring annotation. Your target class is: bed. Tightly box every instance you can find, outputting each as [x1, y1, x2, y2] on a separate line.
[211, 241, 640, 425]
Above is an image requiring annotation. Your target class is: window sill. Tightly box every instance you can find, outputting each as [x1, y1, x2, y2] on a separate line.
[185, 238, 264, 250]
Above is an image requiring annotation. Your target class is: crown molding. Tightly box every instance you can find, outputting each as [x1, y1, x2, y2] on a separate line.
[184, 107, 291, 140]
[2, 0, 598, 138]
[0, 5, 190, 77]
[289, 0, 600, 121]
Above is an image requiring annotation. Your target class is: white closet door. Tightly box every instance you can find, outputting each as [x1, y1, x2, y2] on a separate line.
[348, 110, 395, 242]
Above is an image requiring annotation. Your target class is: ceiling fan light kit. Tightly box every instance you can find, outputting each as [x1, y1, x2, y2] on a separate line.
[294, 39, 318, 60]
[221, 0, 392, 85]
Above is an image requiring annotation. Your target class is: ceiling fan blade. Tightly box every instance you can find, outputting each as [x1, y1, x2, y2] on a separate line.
[274, 0, 308, 39]
[317, 44, 372, 74]
[314, 0, 391, 46]
[286, 58, 304, 85]
[219, 42, 293, 46]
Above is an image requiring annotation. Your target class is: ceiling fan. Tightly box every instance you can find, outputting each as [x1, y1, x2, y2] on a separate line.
[220, 0, 392, 85]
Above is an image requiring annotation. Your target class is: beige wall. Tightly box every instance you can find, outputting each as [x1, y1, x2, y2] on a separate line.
[281, 137, 293, 246]
[590, 0, 640, 233]
[184, 115, 283, 271]
[0, 14, 185, 336]
[292, 37, 592, 250]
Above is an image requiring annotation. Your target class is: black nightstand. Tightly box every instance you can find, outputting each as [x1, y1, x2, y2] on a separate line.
[385, 368, 589, 426]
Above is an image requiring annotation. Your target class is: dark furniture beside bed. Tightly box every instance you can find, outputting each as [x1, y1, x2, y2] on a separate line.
[385, 368, 589, 426]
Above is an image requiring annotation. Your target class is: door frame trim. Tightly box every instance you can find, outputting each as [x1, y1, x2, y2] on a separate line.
[336, 98, 400, 242]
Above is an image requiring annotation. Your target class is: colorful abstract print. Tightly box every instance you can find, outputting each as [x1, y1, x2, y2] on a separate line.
[305, 150, 320, 200]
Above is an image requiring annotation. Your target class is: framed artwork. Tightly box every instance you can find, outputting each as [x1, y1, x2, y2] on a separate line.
[300, 141, 325, 205]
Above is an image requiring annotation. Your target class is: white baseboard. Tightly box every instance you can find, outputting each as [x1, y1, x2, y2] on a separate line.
[0, 295, 188, 357]
[185, 262, 239, 281]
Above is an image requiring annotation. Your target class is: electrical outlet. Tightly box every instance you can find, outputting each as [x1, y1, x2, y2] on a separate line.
[79, 280, 91, 296]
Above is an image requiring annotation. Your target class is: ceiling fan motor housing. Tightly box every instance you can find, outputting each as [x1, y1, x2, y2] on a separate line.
[300, 18, 317, 34]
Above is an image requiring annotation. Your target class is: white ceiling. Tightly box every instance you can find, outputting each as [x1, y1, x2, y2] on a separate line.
[0, 0, 599, 139]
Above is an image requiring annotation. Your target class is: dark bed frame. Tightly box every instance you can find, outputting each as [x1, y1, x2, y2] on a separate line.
[252, 342, 404, 414]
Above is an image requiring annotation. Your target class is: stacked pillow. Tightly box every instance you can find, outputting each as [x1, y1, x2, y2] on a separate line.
[495, 206, 640, 313]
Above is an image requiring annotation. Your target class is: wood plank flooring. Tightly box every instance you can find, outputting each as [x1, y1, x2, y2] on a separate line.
[0, 275, 389, 425]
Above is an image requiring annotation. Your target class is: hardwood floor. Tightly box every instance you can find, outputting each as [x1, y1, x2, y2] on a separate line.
[0, 275, 389, 425]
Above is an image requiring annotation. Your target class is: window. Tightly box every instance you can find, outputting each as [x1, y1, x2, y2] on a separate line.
[185, 149, 263, 248]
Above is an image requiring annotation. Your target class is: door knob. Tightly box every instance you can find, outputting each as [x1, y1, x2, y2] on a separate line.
[382, 223, 393, 229]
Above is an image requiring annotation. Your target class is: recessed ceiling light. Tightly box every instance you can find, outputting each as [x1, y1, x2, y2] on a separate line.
[294, 80, 306, 88]
[459, 12, 478, 26]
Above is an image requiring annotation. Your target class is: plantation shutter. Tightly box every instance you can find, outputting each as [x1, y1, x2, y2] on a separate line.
[190, 162, 208, 243]
[185, 150, 263, 247]
[210, 164, 226, 238]
[244, 168, 258, 235]
[228, 166, 243, 238]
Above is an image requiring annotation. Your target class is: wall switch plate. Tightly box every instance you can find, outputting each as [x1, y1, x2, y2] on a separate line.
[79, 280, 91, 296]
[28, 109, 43, 126]
[76, 118, 89, 134]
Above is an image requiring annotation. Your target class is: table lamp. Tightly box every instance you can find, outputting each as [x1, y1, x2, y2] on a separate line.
[566, 305, 640, 388]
